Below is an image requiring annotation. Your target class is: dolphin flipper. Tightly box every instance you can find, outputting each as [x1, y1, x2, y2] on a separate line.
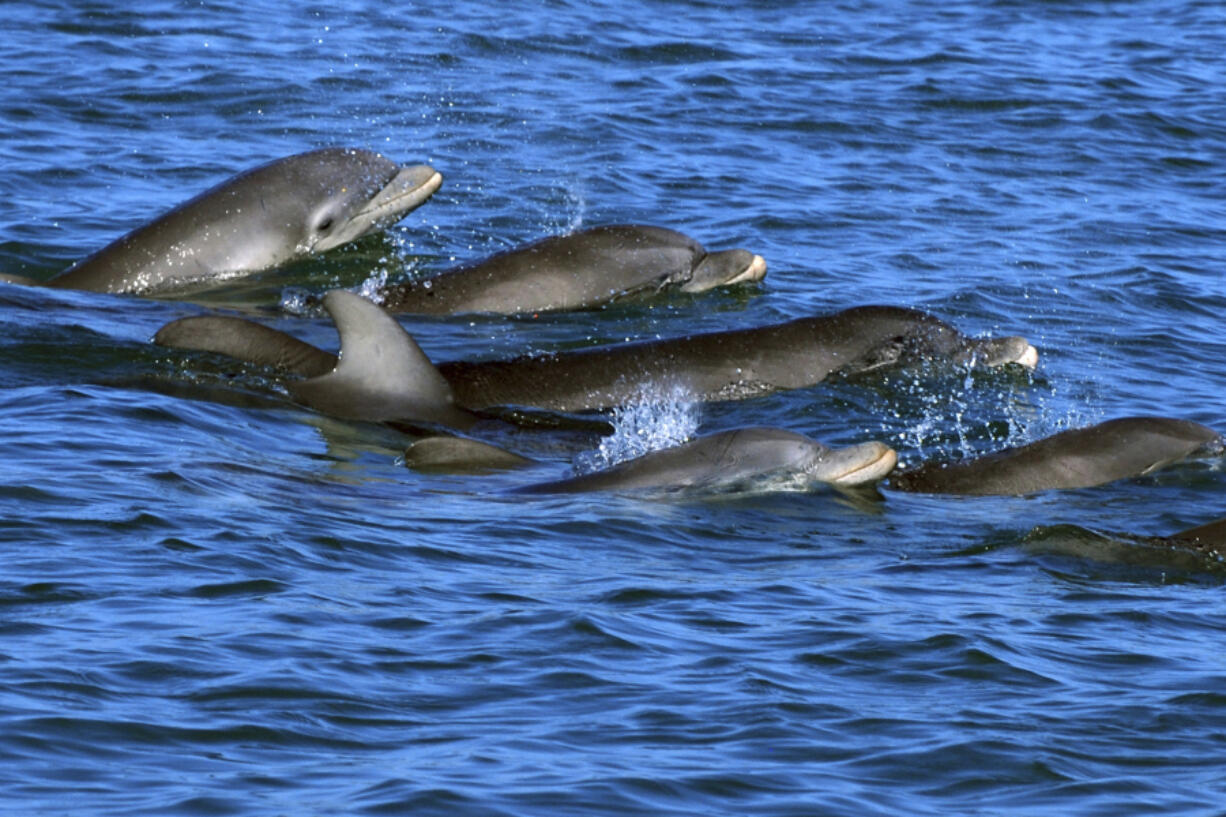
[288, 290, 472, 428]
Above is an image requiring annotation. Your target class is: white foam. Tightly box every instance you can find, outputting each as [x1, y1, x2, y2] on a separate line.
[574, 385, 701, 474]
[877, 360, 1100, 463]
[354, 264, 391, 304]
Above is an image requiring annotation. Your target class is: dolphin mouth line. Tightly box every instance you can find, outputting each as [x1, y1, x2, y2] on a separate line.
[357, 168, 443, 222]
[830, 445, 899, 486]
[1014, 343, 1039, 370]
[725, 254, 768, 285]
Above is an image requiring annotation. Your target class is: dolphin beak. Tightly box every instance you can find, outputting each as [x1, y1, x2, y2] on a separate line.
[358, 164, 443, 227]
[681, 250, 768, 292]
[829, 442, 898, 486]
[727, 253, 768, 285]
[967, 335, 1039, 371]
[1014, 343, 1039, 370]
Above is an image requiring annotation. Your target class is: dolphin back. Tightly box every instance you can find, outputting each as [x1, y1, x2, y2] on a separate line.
[154, 315, 338, 377]
[379, 225, 703, 315]
[1171, 517, 1226, 547]
[892, 416, 1222, 496]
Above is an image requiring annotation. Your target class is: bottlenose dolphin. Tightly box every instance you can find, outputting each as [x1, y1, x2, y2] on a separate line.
[378, 224, 767, 315]
[154, 292, 1038, 422]
[1022, 517, 1226, 575]
[405, 428, 896, 496]
[890, 417, 1223, 496]
[23, 148, 441, 294]
[521, 428, 897, 495]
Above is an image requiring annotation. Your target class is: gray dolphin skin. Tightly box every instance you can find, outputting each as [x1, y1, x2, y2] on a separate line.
[38, 148, 441, 294]
[1021, 516, 1226, 574]
[283, 290, 474, 429]
[154, 294, 1038, 421]
[1170, 517, 1226, 546]
[890, 417, 1223, 496]
[378, 224, 767, 315]
[404, 436, 537, 472]
[152, 314, 339, 378]
[434, 304, 1037, 412]
[517, 428, 897, 495]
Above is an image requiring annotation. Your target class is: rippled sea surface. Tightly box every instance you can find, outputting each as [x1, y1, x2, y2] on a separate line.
[3, 2, 1226, 814]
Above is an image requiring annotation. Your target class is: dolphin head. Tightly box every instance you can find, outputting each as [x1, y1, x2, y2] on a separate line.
[956, 334, 1039, 370]
[270, 148, 442, 255]
[47, 147, 443, 294]
[693, 428, 897, 491]
[680, 249, 768, 293]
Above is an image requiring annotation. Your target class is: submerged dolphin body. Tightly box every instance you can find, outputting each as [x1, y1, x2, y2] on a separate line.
[403, 436, 539, 472]
[404, 428, 897, 497]
[1169, 517, 1226, 546]
[378, 224, 767, 315]
[1022, 516, 1226, 575]
[890, 417, 1223, 496]
[154, 292, 1038, 422]
[18, 149, 441, 295]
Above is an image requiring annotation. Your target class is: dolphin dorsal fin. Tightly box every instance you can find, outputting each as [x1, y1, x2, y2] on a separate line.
[288, 290, 468, 427]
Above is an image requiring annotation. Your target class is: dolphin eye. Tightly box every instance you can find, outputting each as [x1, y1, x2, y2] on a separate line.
[316, 216, 335, 233]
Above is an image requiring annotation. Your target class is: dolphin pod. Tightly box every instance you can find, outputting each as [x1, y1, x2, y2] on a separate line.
[4, 148, 442, 294]
[403, 428, 897, 497]
[889, 417, 1223, 496]
[403, 417, 1221, 499]
[378, 224, 767, 315]
[153, 290, 1039, 421]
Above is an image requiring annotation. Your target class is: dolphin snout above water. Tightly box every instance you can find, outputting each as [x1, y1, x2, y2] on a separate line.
[823, 440, 898, 486]
[681, 247, 768, 292]
[31, 148, 441, 295]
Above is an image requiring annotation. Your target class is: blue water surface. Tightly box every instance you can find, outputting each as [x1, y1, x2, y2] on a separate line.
[2, 1, 1226, 815]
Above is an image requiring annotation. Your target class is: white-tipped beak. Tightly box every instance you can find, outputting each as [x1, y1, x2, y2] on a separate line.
[1015, 343, 1039, 370]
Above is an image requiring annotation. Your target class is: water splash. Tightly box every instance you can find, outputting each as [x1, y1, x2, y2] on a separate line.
[574, 385, 700, 474]
[354, 263, 392, 304]
[278, 286, 316, 316]
[866, 358, 1102, 465]
[561, 180, 586, 234]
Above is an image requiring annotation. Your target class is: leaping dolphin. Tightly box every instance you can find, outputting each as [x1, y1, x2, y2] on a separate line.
[154, 291, 1038, 422]
[6, 148, 441, 295]
[378, 224, 766, 315]
[890, 417, 1223, 496]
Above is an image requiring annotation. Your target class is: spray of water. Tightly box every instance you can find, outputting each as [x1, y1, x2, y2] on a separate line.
[573, 384, 701, 474]
[354, 263, 391, 304]
[870, 355, 1102, 466]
